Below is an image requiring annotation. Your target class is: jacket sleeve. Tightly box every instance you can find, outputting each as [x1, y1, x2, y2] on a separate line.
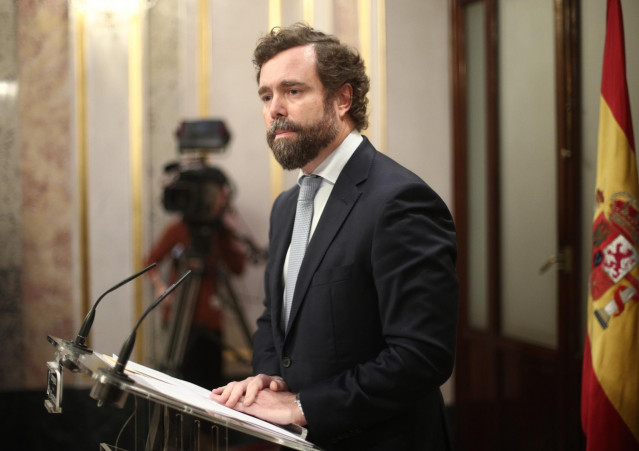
[251, 272, 282, 377]
[251, 194, 286, 377]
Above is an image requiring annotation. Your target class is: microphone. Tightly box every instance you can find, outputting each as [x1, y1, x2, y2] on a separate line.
[60, 263, 158, 373]
[114, 269, 192, 374]
[67, 263, 158, 354]
[90, 270, 192, 408]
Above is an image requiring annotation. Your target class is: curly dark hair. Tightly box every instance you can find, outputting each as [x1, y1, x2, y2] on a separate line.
[253, 23, 369, 131]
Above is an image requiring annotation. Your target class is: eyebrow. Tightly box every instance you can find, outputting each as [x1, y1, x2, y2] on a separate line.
[258, 80, 310, 96]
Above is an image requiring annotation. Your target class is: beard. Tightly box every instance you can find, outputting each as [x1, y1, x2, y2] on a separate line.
[266, 105, 339, 170]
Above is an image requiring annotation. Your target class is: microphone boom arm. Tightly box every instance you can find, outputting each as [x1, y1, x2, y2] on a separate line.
[74, 263, 158, 349]
[90, 269, 192, 408]
[114, 270, 192, 374]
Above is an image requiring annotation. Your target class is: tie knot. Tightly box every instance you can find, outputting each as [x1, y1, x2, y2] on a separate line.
[298, 175, 322, 202]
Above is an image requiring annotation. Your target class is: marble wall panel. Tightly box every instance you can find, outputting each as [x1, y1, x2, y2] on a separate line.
[0, 1, 23, 389]
[17, 0, 73, 388]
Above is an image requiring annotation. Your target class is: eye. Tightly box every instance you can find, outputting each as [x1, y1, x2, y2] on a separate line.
[288, 88, 300, 96]
[261, 94, 272, 103]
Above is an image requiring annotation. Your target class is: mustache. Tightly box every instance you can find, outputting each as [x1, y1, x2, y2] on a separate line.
[267, 119, 302, 139]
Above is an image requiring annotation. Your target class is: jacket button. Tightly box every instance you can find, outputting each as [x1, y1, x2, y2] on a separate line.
[282, 356, 292, 368]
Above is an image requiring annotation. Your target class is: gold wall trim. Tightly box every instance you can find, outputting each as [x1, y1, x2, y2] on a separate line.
[73, 8, 91, 336]
[268, 0, 281, 31]
[358, 0, 373, 146]
[303, 0, 314, 25]
[268, 0, 283, 201]
[358, 0, 372, 79]
[129, 11, 145, 362]
[358, 0, 387, 154]
[198, 0, 211, 116]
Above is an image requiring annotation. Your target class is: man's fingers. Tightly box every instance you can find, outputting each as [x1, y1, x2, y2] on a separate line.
[210, 386, 225, 395]
[243, 377, 268, 405]
[211, 384, 229, 403]
[210, 381, 243, 406]
[214, 376, 264, 407]
[210, 374, 283, 408]
[269, 378, 288, 392]
[225, 382, 250, 407]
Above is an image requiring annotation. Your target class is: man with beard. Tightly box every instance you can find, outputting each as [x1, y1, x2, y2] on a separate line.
[211, 23, 458, 450]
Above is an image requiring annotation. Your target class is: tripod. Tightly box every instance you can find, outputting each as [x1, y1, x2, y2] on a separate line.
[145, 219, 268, 450]
[161, 221, 254, 379]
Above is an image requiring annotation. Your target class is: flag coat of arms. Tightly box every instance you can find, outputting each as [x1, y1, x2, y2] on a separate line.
[581, 0, 639, 449]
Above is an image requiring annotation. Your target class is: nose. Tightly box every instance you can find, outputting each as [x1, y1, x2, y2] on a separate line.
[268, 94, 287, 119]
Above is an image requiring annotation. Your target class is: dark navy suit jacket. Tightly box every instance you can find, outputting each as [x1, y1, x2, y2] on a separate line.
[252, 137, 458, 450]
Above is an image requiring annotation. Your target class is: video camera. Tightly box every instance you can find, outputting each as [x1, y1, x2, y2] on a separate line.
[162, 120, 232, 223]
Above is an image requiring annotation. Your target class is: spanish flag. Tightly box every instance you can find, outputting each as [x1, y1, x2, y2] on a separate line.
[581, 0, 639, 449]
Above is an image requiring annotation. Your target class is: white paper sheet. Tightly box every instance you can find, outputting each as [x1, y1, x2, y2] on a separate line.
[92, 352, 312, 446]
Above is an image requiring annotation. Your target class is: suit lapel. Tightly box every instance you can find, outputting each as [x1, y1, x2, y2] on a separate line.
[285, 139, 375, 336]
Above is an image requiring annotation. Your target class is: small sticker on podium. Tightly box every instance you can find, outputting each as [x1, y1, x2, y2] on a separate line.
[45, 361, 62, 413]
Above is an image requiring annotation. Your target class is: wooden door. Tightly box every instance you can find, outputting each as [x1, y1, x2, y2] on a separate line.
[451, 0, 583, 449]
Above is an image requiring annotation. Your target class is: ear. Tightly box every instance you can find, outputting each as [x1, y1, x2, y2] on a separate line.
[334, 83, 353, 119]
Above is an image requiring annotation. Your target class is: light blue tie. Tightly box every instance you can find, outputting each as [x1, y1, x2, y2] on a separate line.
[283, 175, 322, 331]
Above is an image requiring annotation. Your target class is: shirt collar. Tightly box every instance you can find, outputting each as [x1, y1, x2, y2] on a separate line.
[297, 129, 363, 186]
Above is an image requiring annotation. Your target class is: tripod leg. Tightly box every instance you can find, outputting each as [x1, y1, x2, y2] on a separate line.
[163, 268, 202, 376]
[218, 270, 253, 351]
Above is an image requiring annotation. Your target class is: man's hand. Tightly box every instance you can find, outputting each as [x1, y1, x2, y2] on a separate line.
[210, 374, 288, 408]
[211, 388, 307, 426]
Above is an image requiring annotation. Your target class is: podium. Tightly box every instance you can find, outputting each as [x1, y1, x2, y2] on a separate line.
[45, 336, 322, 450]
